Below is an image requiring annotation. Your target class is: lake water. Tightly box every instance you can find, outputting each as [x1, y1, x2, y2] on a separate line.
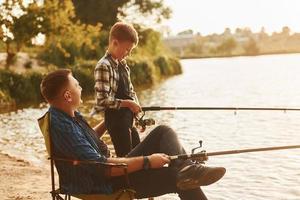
[1, 54, 300, 199]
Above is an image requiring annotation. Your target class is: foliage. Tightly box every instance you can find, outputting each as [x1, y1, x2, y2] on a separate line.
[0, 0, 48, 68]
[154, 56, 182, 76]
[185, 42, 203, 55]
[128, 58, 154, 86]
[137, 27, 163, 55]
[178, 29, 193, 36]
[72, 61, 96, 96]
[129, 55, 182, 87]
[167, 57, 182, 75]
[38, 0, 101, 67]
[216, 37, 237, 55]
[0, 69, 44, 104]
[71, 0, 171, 29]
[243, 38, 260, 55]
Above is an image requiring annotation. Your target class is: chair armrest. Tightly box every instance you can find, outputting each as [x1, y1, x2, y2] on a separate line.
[51, 157, 131, 186]
[50, 157, 127, 168]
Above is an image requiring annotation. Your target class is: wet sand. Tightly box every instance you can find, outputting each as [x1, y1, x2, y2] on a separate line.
[0, 153, 51, 200]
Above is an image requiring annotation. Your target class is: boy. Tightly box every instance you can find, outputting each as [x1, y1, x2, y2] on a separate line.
[40, 69, 226, 199]
[93, 22, 141, 157]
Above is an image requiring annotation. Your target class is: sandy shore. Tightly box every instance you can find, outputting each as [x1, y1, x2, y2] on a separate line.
[0, 153, 51, 200]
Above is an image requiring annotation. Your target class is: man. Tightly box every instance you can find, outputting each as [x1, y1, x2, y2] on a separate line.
[40, 69, 226, 200]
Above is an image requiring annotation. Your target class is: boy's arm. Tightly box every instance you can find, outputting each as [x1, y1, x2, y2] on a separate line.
[94, 63, 121, 110]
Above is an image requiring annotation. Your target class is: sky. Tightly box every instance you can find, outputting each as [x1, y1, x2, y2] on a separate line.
[161, 0, 300, 35]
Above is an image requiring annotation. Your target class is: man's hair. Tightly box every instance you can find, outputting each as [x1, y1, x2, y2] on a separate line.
[109, 22, 138, 45]
[40, 69, 72, 102]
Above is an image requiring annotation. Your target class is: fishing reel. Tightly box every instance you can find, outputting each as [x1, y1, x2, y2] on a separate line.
[135, 111, 155, 132]
[191, 140, 208, 163]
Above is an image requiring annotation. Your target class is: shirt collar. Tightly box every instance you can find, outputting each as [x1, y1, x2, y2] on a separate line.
[105, 51, 118, 66]
[49, 106, 81, 120]
[105, 51, 127, 68]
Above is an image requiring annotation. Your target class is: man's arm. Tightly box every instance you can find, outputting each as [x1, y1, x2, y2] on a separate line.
[93, 120, 106, 138]
[107, 153, 170, 176]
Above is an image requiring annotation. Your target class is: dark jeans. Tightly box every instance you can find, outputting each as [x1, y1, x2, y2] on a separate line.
[109, 125, 208, 200]
[105, 108, 140, 157]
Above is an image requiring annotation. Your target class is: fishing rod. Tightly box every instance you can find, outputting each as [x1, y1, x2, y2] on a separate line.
[142, 106, 300, 112]
[169, 144, 300, 162]
[136, 106, 300, 129]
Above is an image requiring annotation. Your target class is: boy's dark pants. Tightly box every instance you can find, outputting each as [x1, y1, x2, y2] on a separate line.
[105, 108, 140, 157]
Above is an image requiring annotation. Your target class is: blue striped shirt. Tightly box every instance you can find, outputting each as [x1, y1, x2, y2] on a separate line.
[49, 107, 113, 194]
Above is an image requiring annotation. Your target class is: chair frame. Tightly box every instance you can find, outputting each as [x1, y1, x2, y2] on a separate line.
[38, 112, 135, 200]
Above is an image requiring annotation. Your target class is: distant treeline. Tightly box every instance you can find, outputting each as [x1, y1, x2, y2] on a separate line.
[164, 27, 300, 58]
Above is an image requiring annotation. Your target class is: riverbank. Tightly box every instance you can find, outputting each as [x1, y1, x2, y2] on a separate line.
[0, 153, 50, 200]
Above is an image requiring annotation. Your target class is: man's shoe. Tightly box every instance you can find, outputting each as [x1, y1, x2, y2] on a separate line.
[176, 164, 226, 190]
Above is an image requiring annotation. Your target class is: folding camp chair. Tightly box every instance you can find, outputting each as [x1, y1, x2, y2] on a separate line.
[38, 112, 136, 200]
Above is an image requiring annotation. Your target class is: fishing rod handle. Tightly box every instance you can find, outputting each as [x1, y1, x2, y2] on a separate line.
[169, 152, 208, 161]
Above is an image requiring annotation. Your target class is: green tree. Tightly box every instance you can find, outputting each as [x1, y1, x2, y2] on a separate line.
[0, 0, 48, 68]
[177, 29, 193, 36]
[39, 0, 101, 67]
[216, 37, 237, 55]
[244, 37, 259, 55]
[71, 0, 171, 28]
[137, 27, 163, 55]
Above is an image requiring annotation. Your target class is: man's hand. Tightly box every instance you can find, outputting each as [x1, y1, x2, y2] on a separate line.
[120, 99, 141, 114]
[148, 153, 170, 169]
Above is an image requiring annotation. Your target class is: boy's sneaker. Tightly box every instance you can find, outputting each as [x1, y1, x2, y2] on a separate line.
[176, 163, 226, 190]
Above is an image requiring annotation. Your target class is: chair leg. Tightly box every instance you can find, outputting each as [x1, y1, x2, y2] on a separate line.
[55, 194, 64, 200]
[64, 194, 71, 200]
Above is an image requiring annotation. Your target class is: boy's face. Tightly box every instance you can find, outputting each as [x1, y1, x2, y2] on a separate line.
[112, 40, 135, 60]
[62, 75, 82, 108]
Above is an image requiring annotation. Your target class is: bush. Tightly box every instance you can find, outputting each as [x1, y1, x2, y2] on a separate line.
[38, 42, 77, 68]
[0, 70, 44, 104]
[28, 72, 44, 102]
[72, 66, 95, 96]
[154, 56, 182, 76]
[167, 57, 182, 75]
[128, 58, 154, 86]
[154, 56, 170, 76]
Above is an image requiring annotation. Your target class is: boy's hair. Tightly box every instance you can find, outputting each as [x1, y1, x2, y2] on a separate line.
[40, 69, 72, 102]
[109, 22, 138, 45]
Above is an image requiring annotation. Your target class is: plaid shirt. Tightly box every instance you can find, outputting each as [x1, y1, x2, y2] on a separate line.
[93, 52, 139, 113]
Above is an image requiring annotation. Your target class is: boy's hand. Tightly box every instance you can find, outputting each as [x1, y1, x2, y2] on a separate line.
[148, 153, 170, 169]
[121, 99, 141, 114]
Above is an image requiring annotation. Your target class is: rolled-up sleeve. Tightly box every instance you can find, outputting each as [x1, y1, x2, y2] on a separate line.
[94, 63, 121, 110]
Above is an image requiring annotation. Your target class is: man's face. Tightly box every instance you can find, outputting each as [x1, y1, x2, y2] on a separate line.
[62, 75, 82, 108]
[114, 40, 135, 60]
